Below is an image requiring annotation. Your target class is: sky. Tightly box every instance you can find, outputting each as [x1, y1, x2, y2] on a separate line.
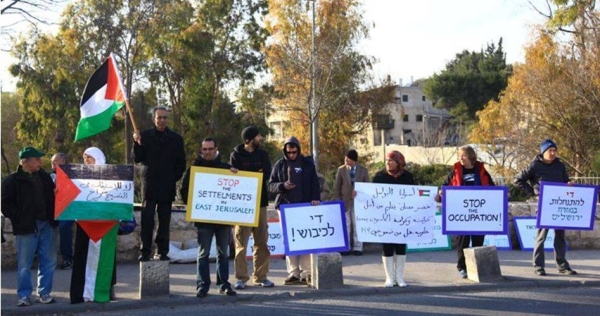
[0, 0, 547, 92]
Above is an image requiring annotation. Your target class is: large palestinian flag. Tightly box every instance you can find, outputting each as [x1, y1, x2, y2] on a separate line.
[74, 53, 127, 141]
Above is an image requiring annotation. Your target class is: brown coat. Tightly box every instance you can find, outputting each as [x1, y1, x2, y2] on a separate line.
[333, 163, 369, 210]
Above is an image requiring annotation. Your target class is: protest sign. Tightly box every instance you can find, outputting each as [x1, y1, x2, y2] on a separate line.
[55, 164, 134, 221]
[482, 234, 512, 250]
[246, 218, 285, 258]
[279, 201, 348, 255]
[514, 217, 560, 251]
[354, 182, 437, 244]
[407, 212, 451, 252]
[184, 167, 262, 226]
[537, 182, 598, 230]
[442, 186, 508, 235]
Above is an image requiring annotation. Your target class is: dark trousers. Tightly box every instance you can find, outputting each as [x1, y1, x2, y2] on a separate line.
[533, 228, 569, 269]
[196, 224, 231, 293]
[59, 220, 74, 262]
[456, 235, 485, 271]
[140, 200, 172, 256]
[382, 243, 406, 257]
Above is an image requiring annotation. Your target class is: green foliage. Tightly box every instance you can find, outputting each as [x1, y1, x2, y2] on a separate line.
[409, 164, 449, 187]
[423, 39, 513, 123]
[507, 183, 529, 202]
[1, 92, 22, 174]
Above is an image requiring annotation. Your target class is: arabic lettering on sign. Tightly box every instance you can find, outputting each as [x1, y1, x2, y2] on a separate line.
[354, 183, 437, 244]
[75, 180, 134, 203]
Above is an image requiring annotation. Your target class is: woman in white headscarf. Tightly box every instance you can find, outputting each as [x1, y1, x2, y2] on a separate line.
[70, 147, 118, 303]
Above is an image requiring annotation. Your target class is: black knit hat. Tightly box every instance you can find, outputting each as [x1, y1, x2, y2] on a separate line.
[241, 126, 260, 143]
[346, 149, 358, 162]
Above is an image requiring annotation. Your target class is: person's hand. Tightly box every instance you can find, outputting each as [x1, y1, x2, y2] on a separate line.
[230, 167, 238, 173]
[434, 190, 442, 203]
[567, 181, 574, 186]
[133, 132, 142, 145]
[284, 181, 296, 190]
[311, 200, 320, 206]
[352, 190, 357, 198]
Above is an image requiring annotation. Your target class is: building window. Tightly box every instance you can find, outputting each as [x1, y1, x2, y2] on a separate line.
[416, 115, 423, 122]
[402, 95, 408, 102]
[422, 96, 426, 101]
[403, 114, 408, 122]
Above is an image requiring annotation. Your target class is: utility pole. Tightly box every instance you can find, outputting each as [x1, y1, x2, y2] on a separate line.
[310, 0, 319, 170]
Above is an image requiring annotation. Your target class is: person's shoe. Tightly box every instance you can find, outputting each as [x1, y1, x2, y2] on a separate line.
[37, 294, 55, 304]
[17, 296, 31, 307]
[60, 260, 73, 270]
[109, 286, 116, 301]
[219, 288, 237, 296]
[558, 268, 577, 275]
[340, 251, 351, 256]
[254, 279, 274, 287]
[284, 276, 302, 285]
[352, 251, 363, 256]
[458, 269, 468, 279]
[234, 280, 247, 289]
[138, 254, 150, 262]
[154, 254, 170, 261]
[535, 268, 547, 276]
[196, 290, 208, 298]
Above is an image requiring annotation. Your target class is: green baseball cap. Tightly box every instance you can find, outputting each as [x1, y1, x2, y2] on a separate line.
[19, 146, 46, 159]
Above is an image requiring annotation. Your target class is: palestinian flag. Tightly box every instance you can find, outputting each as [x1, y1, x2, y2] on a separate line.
[70, 221, 118, 303]
[418, 189, 431, 197]
[55, 164, 134, 221]
[74, 53, 127, 141]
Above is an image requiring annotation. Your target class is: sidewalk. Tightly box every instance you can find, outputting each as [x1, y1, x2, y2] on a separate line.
[2, 249, 600, 315]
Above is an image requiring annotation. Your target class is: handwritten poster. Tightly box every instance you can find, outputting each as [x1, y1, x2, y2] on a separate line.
[279, 201, 348, 255]
[407, 213, 451, 252]
[442, 186, 508, 235]
[185, 167, 262, 226]
[246, 219, 285, 258]
[514, 217, 561, 251]
[354, 183, 437, 244]
[537, 182, 598, 230]
[482, 234, 512, 250]
[55, 164, 134, 220]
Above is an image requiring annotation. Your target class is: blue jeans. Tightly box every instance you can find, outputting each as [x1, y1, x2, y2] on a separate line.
[196, 224, 231, 293]
[59, 220, 74, 261]
[16, 220, 57, 298]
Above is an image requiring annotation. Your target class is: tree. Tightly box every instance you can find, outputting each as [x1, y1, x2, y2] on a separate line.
[265, 0, 393, 172]
[1, 91, 21, 174]
[423, 39, 513, 123]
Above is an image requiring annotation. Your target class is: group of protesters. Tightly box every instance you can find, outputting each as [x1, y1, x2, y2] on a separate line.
[1, 104, 576, 306]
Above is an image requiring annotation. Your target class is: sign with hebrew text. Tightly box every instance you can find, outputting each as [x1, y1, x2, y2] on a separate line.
[279, 201, 348, 255]
[537, 182, 598, 230]
[354, 183, 437, 244]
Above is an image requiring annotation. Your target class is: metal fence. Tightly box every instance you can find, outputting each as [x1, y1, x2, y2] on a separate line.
[494, 177, 600, 186]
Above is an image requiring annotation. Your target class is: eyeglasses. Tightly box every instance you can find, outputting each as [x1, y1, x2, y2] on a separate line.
[201, 147, 215, 151]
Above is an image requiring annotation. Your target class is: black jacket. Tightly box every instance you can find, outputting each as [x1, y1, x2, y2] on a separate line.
[132, 127, 186, 202]
[230, 144, 271, 207]
[268, 137, 320, 209]
[180, 154, 232, 228]
[1, 166, 57, 235]
[514, 154, 570, 197]
[372, 169, 415, 186]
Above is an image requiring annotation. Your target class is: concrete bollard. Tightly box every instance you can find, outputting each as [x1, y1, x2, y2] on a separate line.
[463, 245, 502, 282]
[139, 260, 170, 299]
[310, 253, 344, 289]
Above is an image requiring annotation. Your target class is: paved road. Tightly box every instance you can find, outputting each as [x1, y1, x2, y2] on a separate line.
[2, 249, 600, 316]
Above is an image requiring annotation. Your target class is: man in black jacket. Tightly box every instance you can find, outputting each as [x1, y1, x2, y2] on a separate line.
[514, 139, 576, 276]
[2, 147, 57, 306]
[181, 138, 237, 298]
[269, 136, 320, 285]
[230, 126, 274, 289]
[133, 106, 186, 262]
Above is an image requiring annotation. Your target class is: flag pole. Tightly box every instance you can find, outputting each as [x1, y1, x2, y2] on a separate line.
[108, 53, 138, 135]
[124, 99, 139, 134]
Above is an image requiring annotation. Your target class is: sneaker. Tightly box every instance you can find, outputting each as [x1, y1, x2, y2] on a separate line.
[558, 268, 577, 275]
[60, 260, 73, 270]
[17, 296, 31, 307]
[234, 280, 246, 289]
[458, 269, 468, 279]
[138, 254, 150, 262]
[154, 254, 170, 261]
[254, 279, 274, 287]
[196, 290, 208, 298]
[219, 288, 237, 296]
[535, 268, 547, 276]
[284, 276, 302, 285]
[37, 294, 55, 304]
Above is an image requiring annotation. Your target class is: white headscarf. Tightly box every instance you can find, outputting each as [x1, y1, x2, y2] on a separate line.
[83, 147, 106, 166]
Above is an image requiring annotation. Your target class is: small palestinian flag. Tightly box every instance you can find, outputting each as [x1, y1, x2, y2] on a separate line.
[418, 189, 430, 197]
[74, 53, 127, 141]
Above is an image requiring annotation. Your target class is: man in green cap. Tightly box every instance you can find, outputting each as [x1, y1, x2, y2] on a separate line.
[2, 146, 57, 306]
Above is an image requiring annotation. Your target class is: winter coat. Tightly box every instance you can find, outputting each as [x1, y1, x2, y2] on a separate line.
[230, 144, 271, 207]
[514, 154, 570, 197]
